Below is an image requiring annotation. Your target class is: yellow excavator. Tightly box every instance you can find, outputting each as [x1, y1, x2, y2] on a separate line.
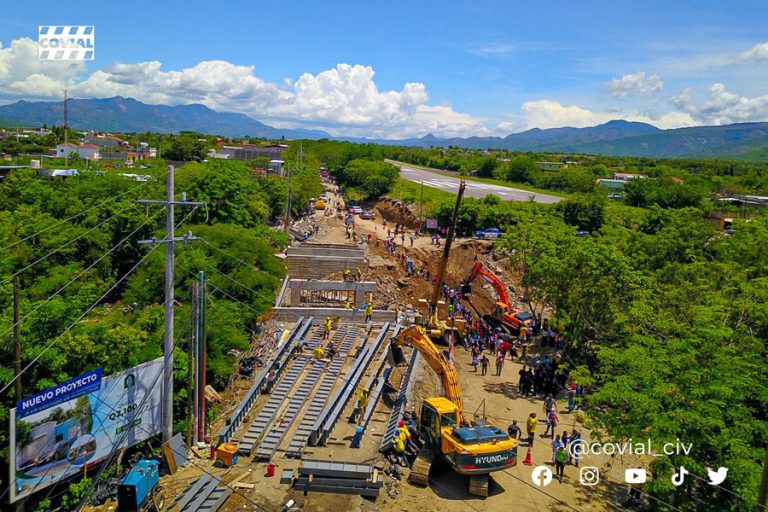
[390, 325, 518, 496]
[416, 180, 467, 344]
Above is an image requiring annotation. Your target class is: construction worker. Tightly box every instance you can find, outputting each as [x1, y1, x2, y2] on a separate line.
[392, 433, 407, 466]
[356, 266, 363, 281]
[358, 386, 370, 411]
[364, 301, 373, 323]
[344, 300, 351, 309]
[344, 268, 352, 281]
[313, 345, 325, 360]
[324, 315, 332, 339]
[526, 412, 538, 446]
[398, 420, 418, 455]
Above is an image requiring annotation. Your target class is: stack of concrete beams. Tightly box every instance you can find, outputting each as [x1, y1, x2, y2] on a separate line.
[217, 317, 311, 444]
[360, 324, 402, 432]
[293, 460, 383, 498]
[172, 473, 232, 512]
[286, 243, 367, 279]
[285, 326, 360, 458]
[380, 349, 421, 453]
[237, 326, 325, 456]
[309, 323, 391, 446]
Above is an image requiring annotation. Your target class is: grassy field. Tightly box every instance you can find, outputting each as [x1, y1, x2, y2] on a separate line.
[386, 177, 454, 214]
[385, 158, 570, 198]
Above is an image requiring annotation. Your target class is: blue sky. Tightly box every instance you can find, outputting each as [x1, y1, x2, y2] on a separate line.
[2, 0, 768, 137]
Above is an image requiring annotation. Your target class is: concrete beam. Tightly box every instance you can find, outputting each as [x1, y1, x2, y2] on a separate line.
[288, 280, 377, 292]
[272, 307, 396, 323]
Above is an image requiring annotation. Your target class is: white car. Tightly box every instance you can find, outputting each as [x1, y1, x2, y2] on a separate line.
[350, 206, 363, 214]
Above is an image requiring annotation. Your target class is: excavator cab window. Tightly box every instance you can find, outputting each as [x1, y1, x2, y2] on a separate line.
[441, 412, 458, 428]
[420, 404, 441, 446]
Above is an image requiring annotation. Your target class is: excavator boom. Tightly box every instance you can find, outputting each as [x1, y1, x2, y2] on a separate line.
[393, 325, 464, 418]
[463, 262, 512, 307]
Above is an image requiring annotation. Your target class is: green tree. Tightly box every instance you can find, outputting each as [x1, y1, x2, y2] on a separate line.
[556, 194, 605, 231]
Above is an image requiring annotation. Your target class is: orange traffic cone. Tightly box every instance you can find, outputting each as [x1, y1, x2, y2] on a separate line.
[523, 446, 532, 466]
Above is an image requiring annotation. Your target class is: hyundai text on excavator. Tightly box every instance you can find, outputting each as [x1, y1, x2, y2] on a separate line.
[461, 261, 532, 334]
[390, 325, 518, 496]
[415, 180, 467, 344]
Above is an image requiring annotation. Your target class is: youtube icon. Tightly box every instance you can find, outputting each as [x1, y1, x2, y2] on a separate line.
[625, 468, 647, 484]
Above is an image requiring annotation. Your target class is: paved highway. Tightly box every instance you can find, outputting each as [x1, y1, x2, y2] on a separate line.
[394, 163, 563, 204]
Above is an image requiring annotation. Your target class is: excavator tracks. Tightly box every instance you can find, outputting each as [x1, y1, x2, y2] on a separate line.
[468, 475, 490, 497]
[407, 448, 432, 487]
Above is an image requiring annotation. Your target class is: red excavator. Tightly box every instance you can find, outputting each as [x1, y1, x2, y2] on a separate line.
[460, 262, 532, 334]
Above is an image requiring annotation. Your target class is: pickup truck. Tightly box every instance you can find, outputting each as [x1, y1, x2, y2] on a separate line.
[475, 228, 502, 239]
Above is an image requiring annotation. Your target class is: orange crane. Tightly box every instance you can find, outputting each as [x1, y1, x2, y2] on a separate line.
[461, 262, 532, 334]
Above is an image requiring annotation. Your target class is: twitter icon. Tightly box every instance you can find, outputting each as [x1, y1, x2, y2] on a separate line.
[707, 467, 728, 486]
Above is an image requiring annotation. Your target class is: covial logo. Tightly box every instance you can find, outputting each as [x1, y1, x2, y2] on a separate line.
[39, 26, 95, 60]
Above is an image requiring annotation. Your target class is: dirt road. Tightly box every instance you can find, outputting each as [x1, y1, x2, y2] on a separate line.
[304, 189, 639, 512]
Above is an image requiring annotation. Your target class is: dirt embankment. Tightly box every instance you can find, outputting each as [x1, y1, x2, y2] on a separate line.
[375, 199, 420, 228]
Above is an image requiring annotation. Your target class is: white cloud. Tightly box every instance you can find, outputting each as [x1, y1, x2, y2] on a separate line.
[735, 42, 768, 62]
[606, 72, 664, 98]
[670, 83, 768, 125]
[517, 99, 695, 132]
[0, 37, 85, 97]
[0, 37, 486, 138]
[521, 100, 600, 129]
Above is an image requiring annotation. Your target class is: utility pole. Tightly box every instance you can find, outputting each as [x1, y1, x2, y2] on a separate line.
[197, 271, 207, 442]
[13, 276, 22, 401]
[283, 164, 292, 234]
[187, 281, 197, 449]
[420, 181, 424, 224]
[757, 444, 768, 511]
[138, 165, 203, 443]
[63, 89, 68, 168]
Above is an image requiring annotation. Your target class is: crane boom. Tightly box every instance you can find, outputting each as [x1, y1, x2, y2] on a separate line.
[429, 180, 466, 314]
[393, 325, 464, 418]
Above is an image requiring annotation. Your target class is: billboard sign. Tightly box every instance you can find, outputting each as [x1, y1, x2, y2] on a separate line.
[9, 358, 163, 502]
[17, 368, 102, 419]
[426, 219, 438, 229]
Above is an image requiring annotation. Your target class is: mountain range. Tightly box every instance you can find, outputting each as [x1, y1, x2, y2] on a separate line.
[0, 96, 330, 139]
[1, 97, 767, 159]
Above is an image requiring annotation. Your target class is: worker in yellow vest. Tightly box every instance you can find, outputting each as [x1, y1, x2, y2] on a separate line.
[313, 345, 325, 360]
[364, 301, 373, 323]
[324, 315, 332, 339]
[359, 386, 370, 411]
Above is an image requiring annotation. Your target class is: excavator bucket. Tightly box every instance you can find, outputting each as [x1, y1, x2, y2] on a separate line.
[387, 343, 407, 366]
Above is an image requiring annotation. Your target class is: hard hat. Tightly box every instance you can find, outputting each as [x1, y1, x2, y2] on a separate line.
[398, 420, 405, 428]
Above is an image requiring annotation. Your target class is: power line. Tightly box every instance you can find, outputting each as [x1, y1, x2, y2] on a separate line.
[0, 203, 197, 395]
[0, 243, 161, 396]
[0, 208, 164, 342]
[1, 176, 155, 252]
[1, 205, 136, 286]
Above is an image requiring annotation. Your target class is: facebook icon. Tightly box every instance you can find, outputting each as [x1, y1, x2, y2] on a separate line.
[532, 465, 553, 487]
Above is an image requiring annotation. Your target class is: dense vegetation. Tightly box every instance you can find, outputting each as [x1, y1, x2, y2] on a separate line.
[491, 202, 768, 511]
[0, 156, 323, 507]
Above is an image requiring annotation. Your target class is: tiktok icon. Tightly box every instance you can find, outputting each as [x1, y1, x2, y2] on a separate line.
[672, 466, 689, 486]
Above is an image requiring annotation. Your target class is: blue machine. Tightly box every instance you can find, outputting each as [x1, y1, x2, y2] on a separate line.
[117, 459, 160, 512]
